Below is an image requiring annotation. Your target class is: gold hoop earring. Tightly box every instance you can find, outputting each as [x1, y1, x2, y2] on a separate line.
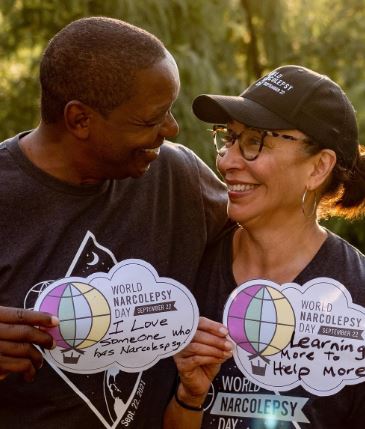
[301, 187, 317, 218]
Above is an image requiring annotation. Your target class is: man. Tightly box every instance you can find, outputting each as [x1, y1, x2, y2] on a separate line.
[0, 17, 228, 428]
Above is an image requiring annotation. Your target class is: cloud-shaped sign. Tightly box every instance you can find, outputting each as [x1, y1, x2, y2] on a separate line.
[34, 259, 199, 373]
[223, 277, 365, 396]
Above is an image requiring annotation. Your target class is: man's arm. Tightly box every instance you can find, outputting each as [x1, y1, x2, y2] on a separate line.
[0, 306, 59, 382]
[163, 317, 233, 429]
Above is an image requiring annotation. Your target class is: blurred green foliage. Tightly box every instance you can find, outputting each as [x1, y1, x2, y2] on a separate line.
[0, 0, 364, 251]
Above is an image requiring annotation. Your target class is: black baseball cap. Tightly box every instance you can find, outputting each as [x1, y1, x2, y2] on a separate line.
[192, 65, 358, 167]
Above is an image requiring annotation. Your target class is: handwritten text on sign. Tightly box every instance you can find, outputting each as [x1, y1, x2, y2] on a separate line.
[34, 259, 199, 373]
[223, 278, 365, 396]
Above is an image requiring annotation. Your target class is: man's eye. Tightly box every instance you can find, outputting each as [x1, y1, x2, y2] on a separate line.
[145, 111, 170, 127]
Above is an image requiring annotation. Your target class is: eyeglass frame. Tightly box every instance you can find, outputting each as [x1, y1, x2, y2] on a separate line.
[210, 124, 311, 161]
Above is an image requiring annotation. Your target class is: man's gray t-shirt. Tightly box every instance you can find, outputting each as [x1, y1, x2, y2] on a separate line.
[0, 134, 229, 429]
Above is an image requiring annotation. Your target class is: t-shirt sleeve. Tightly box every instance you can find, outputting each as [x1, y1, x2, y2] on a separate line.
[181, 145, 231, 245]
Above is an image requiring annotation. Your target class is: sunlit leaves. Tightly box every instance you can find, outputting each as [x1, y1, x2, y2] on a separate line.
[0, 0, 364, 249]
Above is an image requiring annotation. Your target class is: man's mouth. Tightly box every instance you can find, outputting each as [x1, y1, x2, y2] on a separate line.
[143, 146, 161, 156]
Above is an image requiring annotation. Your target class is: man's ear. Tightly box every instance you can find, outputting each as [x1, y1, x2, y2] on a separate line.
[307, 149, 337, 191]
[64, 101, 93, 139]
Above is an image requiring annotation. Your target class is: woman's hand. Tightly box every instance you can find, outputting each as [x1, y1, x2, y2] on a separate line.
[173, 316, 234, 404]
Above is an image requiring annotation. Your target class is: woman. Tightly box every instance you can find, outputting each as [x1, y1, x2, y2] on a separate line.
[164, 65, 365, 429]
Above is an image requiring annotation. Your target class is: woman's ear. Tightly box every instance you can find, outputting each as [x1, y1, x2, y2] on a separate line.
[64, 100, 92, 139]
[307, 149, 337, 191]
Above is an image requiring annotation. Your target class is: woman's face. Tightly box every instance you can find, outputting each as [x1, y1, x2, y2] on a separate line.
[217, 120, 315, 229]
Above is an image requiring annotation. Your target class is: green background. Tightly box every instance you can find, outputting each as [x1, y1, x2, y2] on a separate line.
[1, 0, 364, 251]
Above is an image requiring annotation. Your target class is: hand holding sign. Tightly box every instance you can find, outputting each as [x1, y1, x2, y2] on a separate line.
[173, 317, 234, 400]
[34, 259, 199, 373]
[0, 306, 58, 382]
[223, 278, 365, 396]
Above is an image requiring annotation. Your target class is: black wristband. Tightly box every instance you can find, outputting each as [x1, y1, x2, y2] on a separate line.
[174, 390, 203, 412]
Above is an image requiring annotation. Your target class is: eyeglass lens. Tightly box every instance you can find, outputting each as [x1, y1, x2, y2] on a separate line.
[214, 127, 263, 160]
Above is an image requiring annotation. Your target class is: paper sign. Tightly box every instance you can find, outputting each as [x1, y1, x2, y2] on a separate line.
[223, 277, 365, 396]
[34, 259, 199, 373]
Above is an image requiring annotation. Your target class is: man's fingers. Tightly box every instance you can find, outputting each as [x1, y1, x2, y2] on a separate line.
[0, 354, 38, 382]
[0, 307, 58, 350]
[0, 306, 59, 328]
[0, 323, 56, 349]
[0, 340, 44, 368]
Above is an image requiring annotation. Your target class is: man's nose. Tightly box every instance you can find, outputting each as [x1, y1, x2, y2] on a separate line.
[159, 112, 179, 139]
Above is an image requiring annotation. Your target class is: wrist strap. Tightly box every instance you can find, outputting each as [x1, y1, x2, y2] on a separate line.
[174, 390, 203, 412]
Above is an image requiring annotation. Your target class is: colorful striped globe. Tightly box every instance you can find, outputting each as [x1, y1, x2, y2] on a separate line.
[227, 284, 295, 357]
[38, 282, 111, 350]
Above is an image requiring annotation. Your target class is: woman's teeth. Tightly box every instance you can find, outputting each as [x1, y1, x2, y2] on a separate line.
[228, 184, 256, 192]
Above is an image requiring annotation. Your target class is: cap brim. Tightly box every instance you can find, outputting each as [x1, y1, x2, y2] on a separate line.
[192, 94, 294, 130]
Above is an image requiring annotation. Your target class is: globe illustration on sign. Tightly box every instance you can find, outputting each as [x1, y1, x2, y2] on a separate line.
[38, 282, 111, 364]
[227, 284, 295, 376]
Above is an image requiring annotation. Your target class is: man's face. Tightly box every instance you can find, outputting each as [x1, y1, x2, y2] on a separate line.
[85, 54, 180, 181]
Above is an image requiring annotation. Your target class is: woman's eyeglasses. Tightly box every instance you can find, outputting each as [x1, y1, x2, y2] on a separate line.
[211, 125, 309, 161]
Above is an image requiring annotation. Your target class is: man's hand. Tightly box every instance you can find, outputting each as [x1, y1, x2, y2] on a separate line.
[173, 316, 234, 405]
[0, 306, 59, 382]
